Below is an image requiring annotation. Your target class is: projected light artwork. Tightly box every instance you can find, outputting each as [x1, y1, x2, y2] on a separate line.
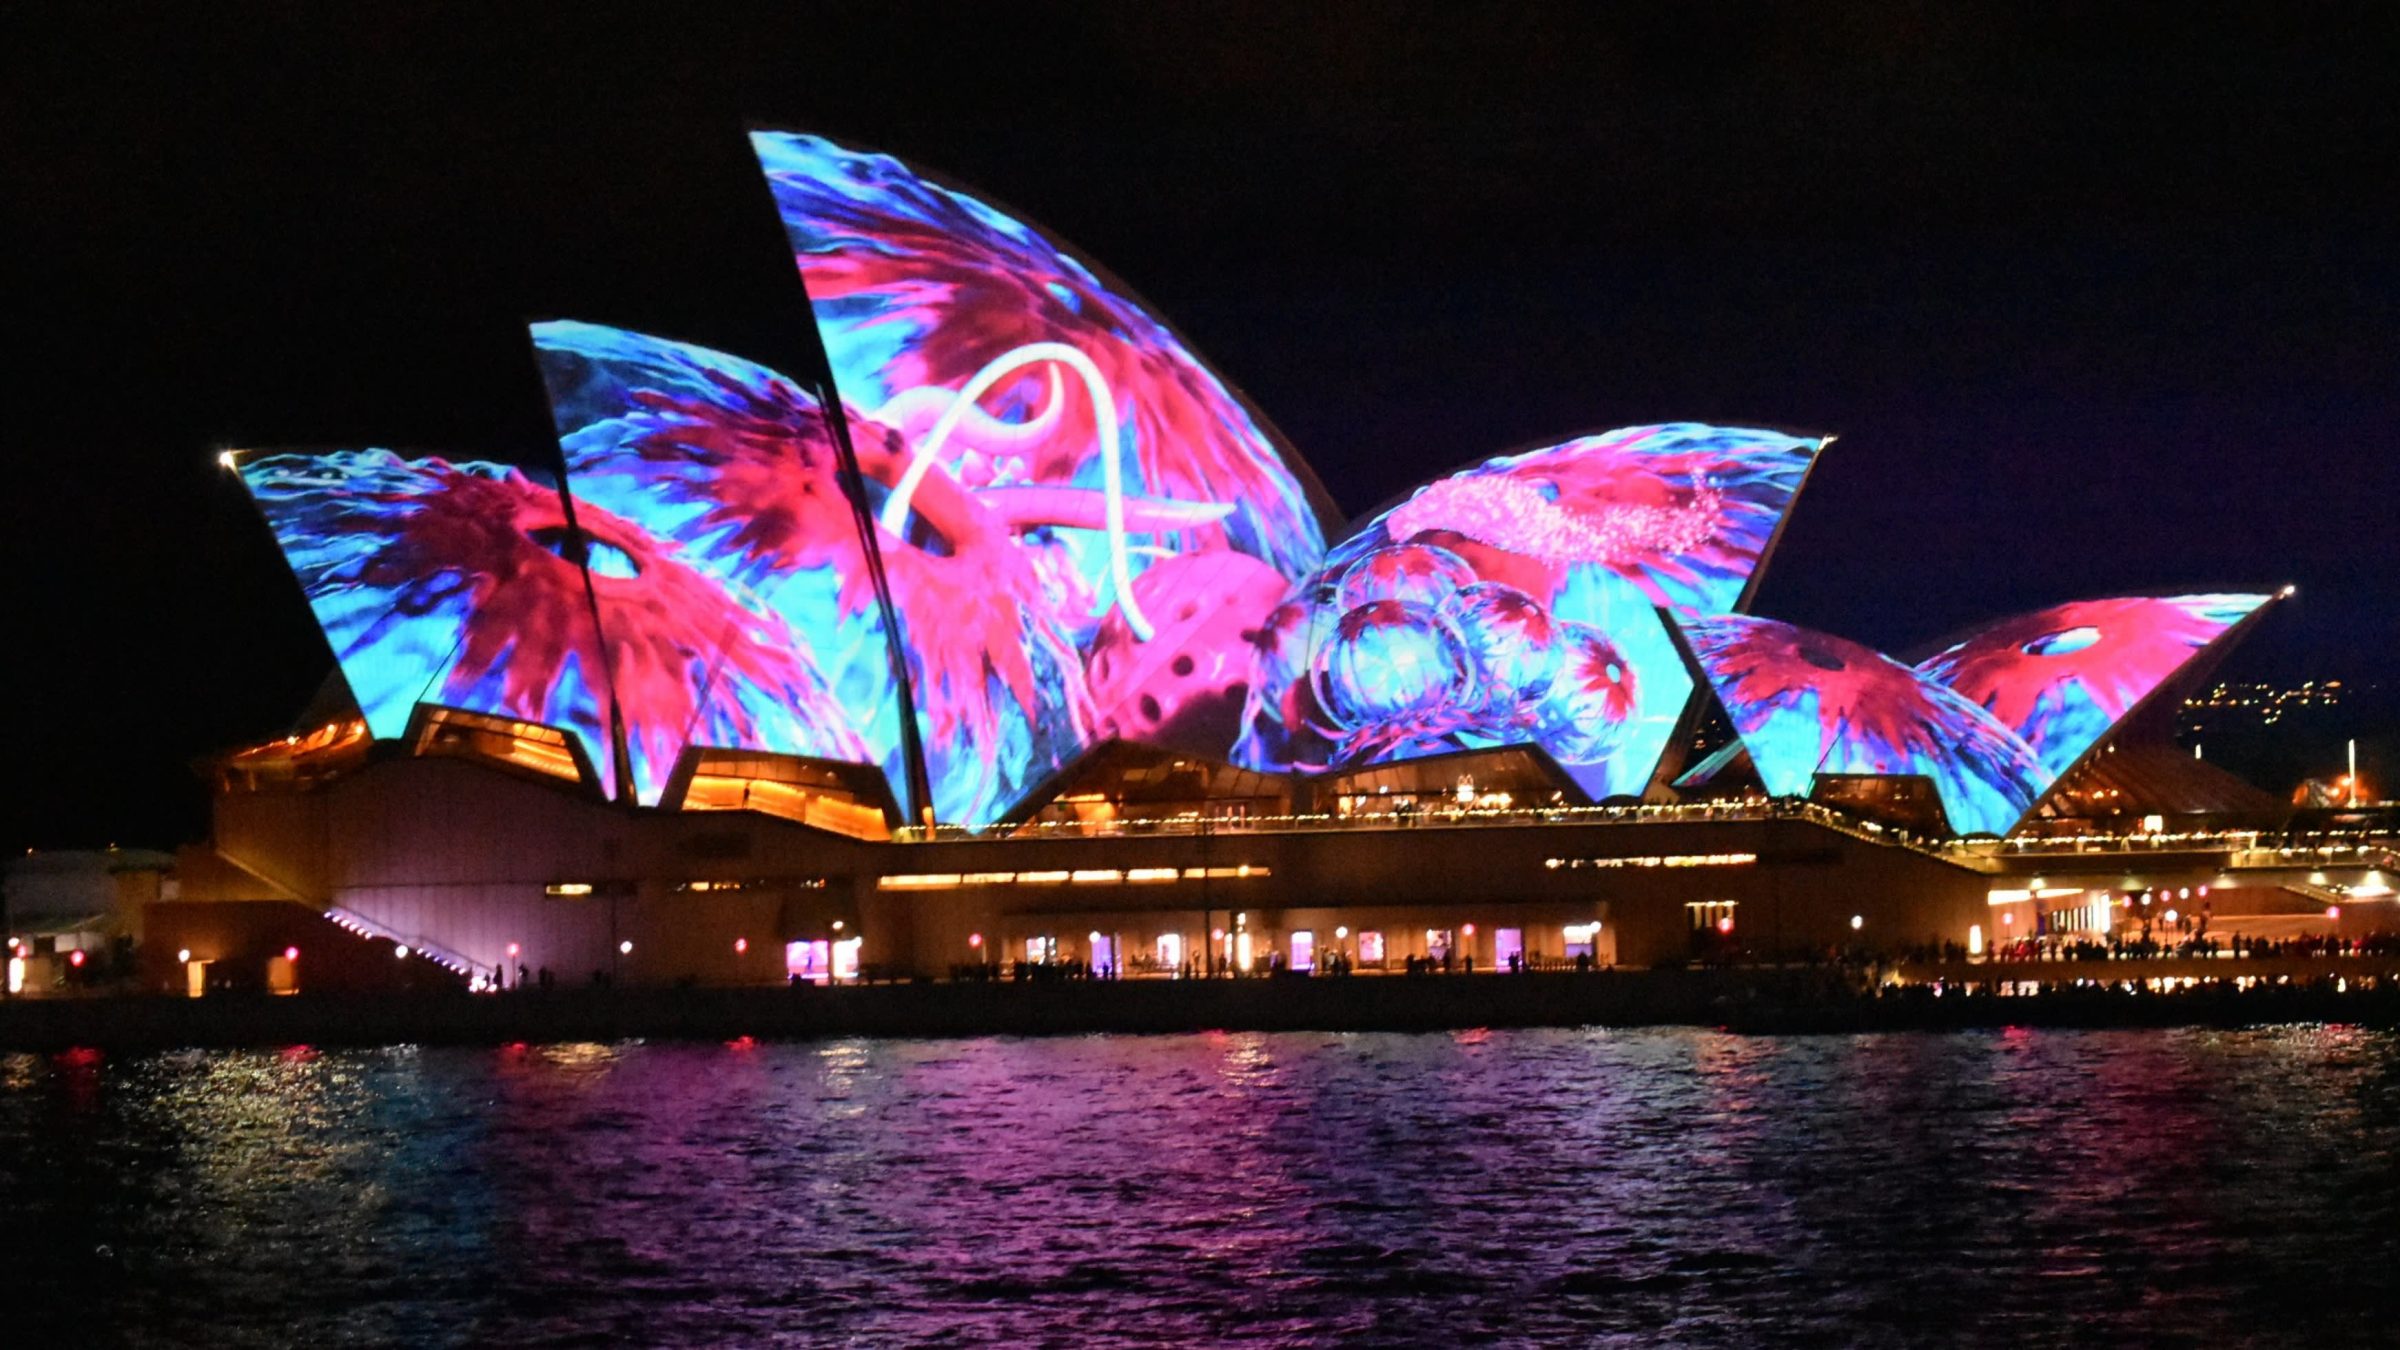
[531, 322, 912, 808]
[229, 129, 2276, 837]
[239, 449, 864, 804]
[1680, 615, 2045, 836]
[1681, 594, 2272, 835]
[1914, 594, 2268, 778]
[1233, 426, 1821, 800]
[745, 131, 1348, 821]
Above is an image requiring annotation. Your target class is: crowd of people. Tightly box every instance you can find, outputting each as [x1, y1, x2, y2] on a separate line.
[1984, 929, 2400, 962]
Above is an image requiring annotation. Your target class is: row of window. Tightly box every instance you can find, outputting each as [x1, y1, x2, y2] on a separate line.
[1009, 923, 1609, 972]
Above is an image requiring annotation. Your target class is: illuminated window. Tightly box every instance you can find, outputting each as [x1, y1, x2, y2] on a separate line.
[1289, 930, 1315, 972]
[415, 707, 586, 785]
[1494, 927, 1524, 968]
[878, 873, 963, 890]
[786, 939, 830, 984]
[679, 752, 891, 840]
[1686, 901, 1737, 933]
[1563, 923, 1598, 958]
[1358, 930, 1385, 964]
[1155, 933, 1184, 968]
[1425, 928, 1453, 961]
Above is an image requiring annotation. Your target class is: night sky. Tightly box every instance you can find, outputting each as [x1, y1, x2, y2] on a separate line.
[8, 3, 2396, 850]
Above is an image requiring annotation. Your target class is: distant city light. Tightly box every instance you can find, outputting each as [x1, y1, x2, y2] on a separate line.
[619, 940, 634, 954]
[394, 945, 410, 960]
[1849, 915, 1864, 930]
[177, 948, 192, 963]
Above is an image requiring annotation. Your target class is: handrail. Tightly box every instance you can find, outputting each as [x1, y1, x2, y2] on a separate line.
[893, 797, 1965, 860]
[322, 905, 480, 980]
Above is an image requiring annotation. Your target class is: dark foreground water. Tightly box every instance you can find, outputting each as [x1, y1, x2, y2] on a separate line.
[6, 1029, 2400, 1347]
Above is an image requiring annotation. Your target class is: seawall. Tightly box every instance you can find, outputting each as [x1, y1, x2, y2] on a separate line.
[5, 963, 2399, 1051]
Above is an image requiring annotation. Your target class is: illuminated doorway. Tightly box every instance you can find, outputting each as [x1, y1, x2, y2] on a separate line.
[1563, 923, 1598, 959]
[1288, 930, 1315, 972]
[788, 938, 863, 983]
[1494, 927, 1524, 970]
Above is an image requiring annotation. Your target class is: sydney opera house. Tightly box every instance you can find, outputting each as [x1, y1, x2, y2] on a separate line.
[153, 132, 2323, 994]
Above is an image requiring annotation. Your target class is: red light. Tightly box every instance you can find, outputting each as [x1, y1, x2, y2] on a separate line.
[283, 946, 300, 961]
[1716, 916, 1735, 935]
[506, 942, 521, 958]
[68, 950, 86, 968]
[967, 932, 984, 948]
[734, 937, 749, 954]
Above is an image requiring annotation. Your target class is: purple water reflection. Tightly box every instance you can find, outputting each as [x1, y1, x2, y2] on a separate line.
[5, 1028, 2398, 1344]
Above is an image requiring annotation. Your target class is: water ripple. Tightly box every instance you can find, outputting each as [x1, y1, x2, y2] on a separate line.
[4, 1027, 2399, 1346]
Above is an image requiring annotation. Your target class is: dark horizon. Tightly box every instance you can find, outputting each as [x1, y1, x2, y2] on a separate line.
[8, 3, 2396, 850]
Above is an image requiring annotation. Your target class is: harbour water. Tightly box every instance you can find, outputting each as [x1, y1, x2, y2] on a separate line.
[6, 1027, 2397, 1346]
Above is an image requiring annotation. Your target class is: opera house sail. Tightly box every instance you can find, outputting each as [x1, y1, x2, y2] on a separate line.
[226, 131, 2280, 838]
